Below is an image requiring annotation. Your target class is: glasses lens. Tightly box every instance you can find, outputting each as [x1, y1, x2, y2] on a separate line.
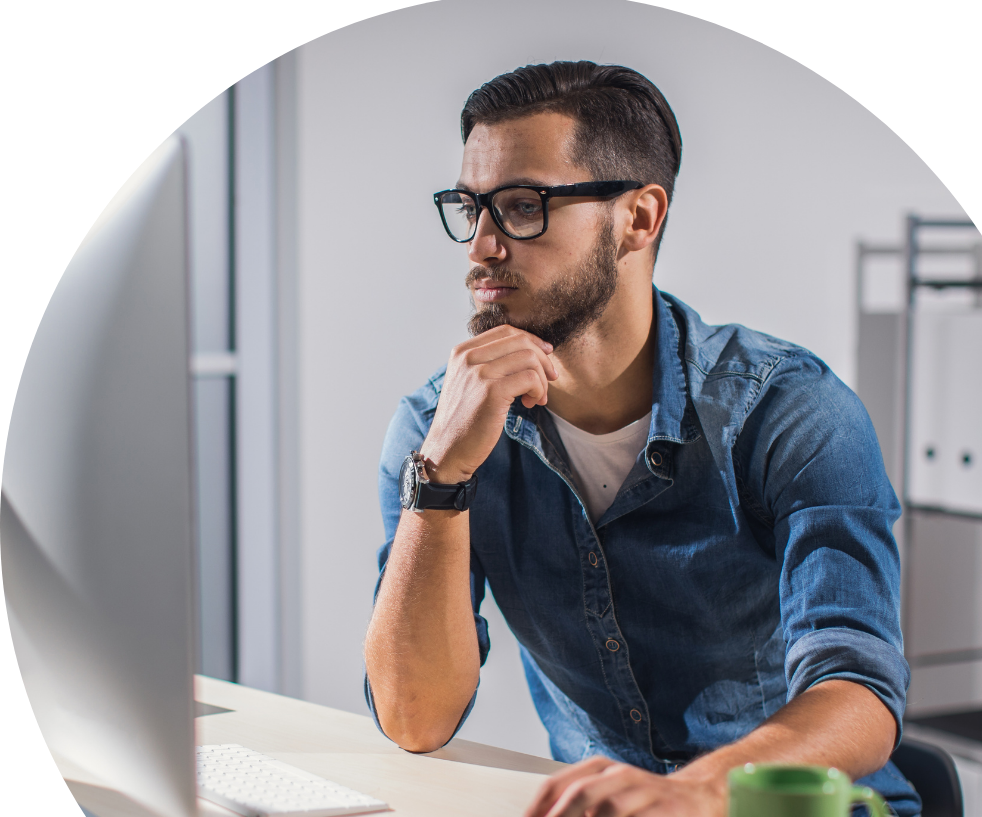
[492, 188, 545, 238]
[439, 191, 477, 241]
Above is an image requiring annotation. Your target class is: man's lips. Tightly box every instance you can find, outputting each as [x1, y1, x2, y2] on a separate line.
[473, 281, 518, 303]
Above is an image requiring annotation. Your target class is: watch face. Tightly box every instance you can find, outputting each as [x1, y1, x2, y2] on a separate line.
[399, 455, 417, 510]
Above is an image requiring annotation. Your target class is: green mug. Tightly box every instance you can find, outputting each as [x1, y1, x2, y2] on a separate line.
[728, 764, 889, 817]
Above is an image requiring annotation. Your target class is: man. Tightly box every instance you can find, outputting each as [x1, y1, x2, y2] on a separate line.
[364, 61, 919, 817]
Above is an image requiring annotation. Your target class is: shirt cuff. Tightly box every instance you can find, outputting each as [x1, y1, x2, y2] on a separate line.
[786, 627, 910, 749]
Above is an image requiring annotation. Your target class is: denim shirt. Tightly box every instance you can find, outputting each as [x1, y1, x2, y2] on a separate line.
[370, 287, 919, 815]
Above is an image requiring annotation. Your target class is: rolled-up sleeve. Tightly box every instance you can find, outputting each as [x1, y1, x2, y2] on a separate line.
[364, 376, 491, 741]
[736, 353, 908, 746]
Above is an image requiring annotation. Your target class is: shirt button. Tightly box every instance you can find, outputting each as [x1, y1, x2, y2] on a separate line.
[630, 709, 643, 723]
[649, 450, 663, 467]
[605, 639, 620, 652]
[588, 552, 598, 567]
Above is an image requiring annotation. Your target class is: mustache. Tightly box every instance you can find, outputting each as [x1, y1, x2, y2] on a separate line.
[464, 265, 526, 288]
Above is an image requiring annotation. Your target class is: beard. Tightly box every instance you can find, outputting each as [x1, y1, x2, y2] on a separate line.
[465, 217, 618, 349]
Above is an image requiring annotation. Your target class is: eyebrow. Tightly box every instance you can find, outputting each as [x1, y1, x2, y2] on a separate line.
[454, 177, 549, 192]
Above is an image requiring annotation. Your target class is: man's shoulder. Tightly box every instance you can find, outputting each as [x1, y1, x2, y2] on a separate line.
[661, 290, 816, 385]
[659, 289, 861, 443]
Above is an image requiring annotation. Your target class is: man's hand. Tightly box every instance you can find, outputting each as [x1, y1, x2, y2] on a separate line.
[524, 680, 896, 817]
[420, 325, 557, 483]
[524, 757, 725, 817]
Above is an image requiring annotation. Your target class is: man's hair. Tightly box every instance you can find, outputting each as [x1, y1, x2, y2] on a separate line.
[461, 61, 683, 259]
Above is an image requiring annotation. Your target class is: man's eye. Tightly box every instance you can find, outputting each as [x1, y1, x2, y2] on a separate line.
[508, 200, 542, 220]
[455, 205, 477, 222]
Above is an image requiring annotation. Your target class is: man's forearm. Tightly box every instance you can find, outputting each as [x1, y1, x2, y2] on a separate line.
[674, 679, 897, 796]
[366, 326, 558, 753]
[364, 508, 481, 753]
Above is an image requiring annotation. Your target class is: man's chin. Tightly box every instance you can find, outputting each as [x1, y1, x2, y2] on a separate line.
[468, 305, 566, 349]
[467, 303, 511, 337]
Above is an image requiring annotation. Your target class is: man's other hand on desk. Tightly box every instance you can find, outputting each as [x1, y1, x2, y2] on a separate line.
[522, 679, 896, 817]
[524, 756, 724, 817]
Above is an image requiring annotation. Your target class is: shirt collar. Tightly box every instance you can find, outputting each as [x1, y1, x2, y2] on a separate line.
[648, 285, 701, 445]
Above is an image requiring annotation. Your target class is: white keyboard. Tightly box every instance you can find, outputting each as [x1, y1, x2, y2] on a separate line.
[196, 744, 388, 817]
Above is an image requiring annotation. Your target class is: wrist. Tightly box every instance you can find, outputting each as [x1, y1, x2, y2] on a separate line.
[417, 446, 472, 485]
[674, 753, 732, 800]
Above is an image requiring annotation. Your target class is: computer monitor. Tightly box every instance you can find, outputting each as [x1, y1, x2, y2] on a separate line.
[1, 137, 198, 817]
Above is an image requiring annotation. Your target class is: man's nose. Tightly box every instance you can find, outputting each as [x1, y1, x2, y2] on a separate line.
[467, 208, 507, 265]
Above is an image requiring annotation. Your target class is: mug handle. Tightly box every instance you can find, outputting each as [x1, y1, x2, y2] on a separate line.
[851, 785, 889, 817]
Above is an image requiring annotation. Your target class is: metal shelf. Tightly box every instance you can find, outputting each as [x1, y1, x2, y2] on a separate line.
[857, 214, 982, 719]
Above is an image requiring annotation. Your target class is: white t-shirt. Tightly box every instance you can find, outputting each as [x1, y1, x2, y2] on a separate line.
[546, 408, 652, 524]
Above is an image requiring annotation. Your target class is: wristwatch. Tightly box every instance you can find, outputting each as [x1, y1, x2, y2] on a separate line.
[399, 450, 479, 512]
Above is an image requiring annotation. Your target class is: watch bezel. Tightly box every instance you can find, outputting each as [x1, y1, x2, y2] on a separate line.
[399, 450, 428, 510]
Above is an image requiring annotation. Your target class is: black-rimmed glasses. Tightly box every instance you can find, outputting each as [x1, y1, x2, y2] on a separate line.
[433, 180, 643, 242]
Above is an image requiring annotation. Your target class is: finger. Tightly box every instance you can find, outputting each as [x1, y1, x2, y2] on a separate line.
[547, 766, 657, 817]
[455, 323, 554, 355]
[464, 333, 558, 380]
[525, 758, 616, 817]
[473, 322, 554, 354]
[480, 346, 549, 385]
[480, 352, 550, 405]
[526, 760, 613, 817]
[497, 369, 549, 410]
[592, 781, 666, 817]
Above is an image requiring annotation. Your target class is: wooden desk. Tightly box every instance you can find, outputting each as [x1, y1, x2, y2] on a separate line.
[63, 676, 566, 817]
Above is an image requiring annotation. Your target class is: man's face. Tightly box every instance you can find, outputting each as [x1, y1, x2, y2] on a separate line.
[457, 112, 619, 349]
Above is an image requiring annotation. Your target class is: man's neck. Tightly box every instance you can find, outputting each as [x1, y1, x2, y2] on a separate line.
[544, 286, 656, 435]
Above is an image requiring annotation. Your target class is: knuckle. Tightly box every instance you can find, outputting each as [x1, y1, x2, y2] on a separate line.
[599, 794, 631, 817]
[608, 764, 637, 783]
[488, 377, 509, 395]
[610, 789, 635, 805]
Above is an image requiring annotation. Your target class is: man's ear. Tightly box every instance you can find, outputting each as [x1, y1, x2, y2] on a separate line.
[621, 184, 668, 253]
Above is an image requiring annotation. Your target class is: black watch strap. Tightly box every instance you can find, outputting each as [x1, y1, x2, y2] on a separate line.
[416, 473, 479, 511]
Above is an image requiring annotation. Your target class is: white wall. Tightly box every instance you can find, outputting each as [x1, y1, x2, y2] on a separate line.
[290, 0, 966, 757]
